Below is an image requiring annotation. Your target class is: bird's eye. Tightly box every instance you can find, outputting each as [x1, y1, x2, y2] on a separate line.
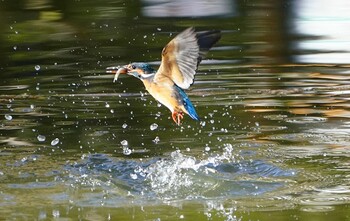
[131, 65, 136, 69]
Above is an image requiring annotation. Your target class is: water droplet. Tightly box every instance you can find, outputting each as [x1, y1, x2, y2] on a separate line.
[4, 114, 12, 120]
[35, 65, 40, 71]
[13, 46, 17, 50]
[105, 103, 110, 108]
[130, 173, 138, 179]
[122, 123, 128, 129]
[51, 138, 59, 146]
[120, 140, 128, 146]
[52, 210, 60, 218]
[30, 104, 35, 109]
[220, 128, 228, 133]
[152, 136, 160, 144]
[123, 146, 132, 155]
[21, 157, 27, 162]
[255, 122, 260, 127]
[157, 27, 162, 31]
[205, 146, 211, 152]
[37, 135, 46, 142]
[150, 123, 158, 131]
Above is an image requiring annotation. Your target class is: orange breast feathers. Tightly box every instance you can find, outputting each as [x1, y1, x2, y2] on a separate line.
[144, 80, 178, 113]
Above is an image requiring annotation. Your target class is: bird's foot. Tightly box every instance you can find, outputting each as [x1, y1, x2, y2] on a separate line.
[172, 112, 184, 125]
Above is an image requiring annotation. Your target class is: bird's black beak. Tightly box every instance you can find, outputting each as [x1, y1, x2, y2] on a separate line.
[106, 65, 129, 82]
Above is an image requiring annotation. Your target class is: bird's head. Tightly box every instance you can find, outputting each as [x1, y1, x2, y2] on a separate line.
[107, 62, 154, 82]
[125, 62, 155, 79]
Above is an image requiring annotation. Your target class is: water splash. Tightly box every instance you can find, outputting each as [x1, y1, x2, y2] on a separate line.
[145, 144, 294, 199]
[205, 200, 240, 221]
[65, 144, 296, 211]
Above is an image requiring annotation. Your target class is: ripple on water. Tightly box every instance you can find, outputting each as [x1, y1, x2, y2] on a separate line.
[299, 192, 350, 207]
[285, 116, 327, 124]
[314, 185, 350, 194]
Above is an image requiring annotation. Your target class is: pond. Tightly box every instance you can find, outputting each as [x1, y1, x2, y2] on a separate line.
[1, 0, 350, 220]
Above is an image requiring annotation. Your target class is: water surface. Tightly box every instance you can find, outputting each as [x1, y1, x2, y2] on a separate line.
[1, 0, 350, 220]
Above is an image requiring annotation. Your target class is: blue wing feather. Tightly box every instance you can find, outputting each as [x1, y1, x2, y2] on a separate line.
[175, 86, 200, 121]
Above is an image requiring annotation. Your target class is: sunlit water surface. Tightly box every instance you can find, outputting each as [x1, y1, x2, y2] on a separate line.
[1, 0, 350, 220]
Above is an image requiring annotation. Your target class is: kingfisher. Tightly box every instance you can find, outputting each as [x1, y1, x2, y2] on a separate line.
[106, 27, 221, 125]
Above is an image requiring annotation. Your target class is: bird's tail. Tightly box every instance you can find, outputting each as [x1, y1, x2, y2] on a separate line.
[176, 86, 200, 121]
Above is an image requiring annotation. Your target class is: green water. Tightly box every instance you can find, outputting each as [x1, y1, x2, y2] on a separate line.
[1, 0, 350, 220]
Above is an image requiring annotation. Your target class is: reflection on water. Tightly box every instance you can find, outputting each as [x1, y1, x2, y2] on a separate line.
[292, 0, 350, 64]
[141, 0, 236, 17]
[1, 0, 350, 220]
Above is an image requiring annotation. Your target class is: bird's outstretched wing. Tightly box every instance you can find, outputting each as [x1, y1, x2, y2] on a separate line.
[155, 27, 221, 89]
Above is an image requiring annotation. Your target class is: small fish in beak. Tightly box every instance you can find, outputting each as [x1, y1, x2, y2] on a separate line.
[106, 66, 129, 82]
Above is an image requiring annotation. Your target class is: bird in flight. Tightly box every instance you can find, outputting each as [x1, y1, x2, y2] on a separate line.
[106, 27, 221, 125]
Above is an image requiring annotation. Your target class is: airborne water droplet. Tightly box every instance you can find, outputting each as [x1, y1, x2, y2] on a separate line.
[150, 123, 158, 131]
[120, 140, 128, 146]
[4, 114, 12, 120]
[152, 136, 160, 144]
[123, 146, 132, 155]
[37, 135, 46, 142]
[35, 65, 40, 71]
[52, 210, 60, 218]
[122, 123, 128, 129]
[51, 138, 59, 146]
